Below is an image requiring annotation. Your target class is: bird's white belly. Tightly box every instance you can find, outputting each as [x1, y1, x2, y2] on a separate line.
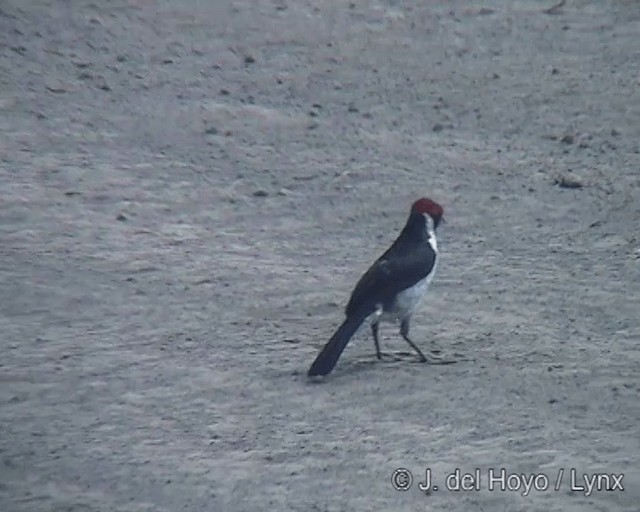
[382, 258, 438, 322]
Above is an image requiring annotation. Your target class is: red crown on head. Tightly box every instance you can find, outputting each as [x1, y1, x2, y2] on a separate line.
[411, 197, 443, 219]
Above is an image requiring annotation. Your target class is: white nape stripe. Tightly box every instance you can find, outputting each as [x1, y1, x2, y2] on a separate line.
[423, 213, 438, 253]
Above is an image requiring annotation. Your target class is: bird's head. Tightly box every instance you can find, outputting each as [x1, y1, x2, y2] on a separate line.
[411, 197, 444, 229]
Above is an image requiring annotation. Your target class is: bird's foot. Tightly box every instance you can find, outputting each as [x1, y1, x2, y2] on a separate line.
[377, 352, 404, 362]
[421, 352, 457, 365]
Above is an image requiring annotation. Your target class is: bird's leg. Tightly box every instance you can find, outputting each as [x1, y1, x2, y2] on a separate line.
[399, 318, 427, 362]
[371, 322, 382, 360]
[400, 318, 455, 364]
[371, 321, 402, 361]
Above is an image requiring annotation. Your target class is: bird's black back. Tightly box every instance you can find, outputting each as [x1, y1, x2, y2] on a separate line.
[345, 212, 437, 318]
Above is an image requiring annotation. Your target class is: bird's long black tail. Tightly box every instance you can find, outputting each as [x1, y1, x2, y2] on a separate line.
[307, 312, 367, 376]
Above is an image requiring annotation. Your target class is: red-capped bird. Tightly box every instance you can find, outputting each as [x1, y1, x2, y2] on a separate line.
[308, 198, 452, 376]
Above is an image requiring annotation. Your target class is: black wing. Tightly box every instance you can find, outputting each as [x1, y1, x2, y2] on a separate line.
[345, 243, 436, 318]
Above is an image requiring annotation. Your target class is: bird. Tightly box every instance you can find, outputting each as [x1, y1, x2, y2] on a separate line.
[307, 197, 452, 377]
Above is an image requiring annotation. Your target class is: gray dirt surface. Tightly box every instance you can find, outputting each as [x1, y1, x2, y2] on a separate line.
[1, 0, 639, 511]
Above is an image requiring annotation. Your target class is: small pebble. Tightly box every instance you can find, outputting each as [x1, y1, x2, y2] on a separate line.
[554, 175, 583, 189]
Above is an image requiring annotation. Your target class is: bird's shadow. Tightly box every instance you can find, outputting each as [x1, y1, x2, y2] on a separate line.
[355, 350, 470, 367]
[305, 350, 473, 383]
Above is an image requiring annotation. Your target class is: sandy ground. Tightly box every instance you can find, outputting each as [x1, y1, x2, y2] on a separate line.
[1, 0, 639, 510]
